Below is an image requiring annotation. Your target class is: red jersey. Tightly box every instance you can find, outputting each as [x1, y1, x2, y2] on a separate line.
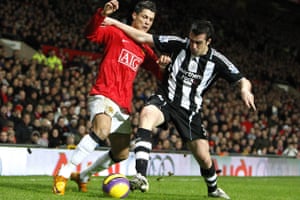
[85, 9, 161, 113]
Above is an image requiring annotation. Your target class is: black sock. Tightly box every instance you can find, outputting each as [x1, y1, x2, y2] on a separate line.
[89, 131, 106, 145]
[136, 159, 148, 177]
[135, 128, 152, 177]
[200, 161, 217, 193]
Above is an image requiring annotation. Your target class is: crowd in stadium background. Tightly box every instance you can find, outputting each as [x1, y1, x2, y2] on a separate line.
[0, 0, 299, 157]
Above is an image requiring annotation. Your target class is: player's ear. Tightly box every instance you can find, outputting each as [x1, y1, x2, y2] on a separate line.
[132, 12, 137, 20]
[207, 38, 212, 45]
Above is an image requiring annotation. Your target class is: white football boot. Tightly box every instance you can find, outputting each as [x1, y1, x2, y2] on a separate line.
[208, 188, 231, 199]
[129, 173, 149, 192]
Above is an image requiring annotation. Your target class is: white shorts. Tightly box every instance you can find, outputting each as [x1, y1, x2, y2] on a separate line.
[88, 95, 131, 134]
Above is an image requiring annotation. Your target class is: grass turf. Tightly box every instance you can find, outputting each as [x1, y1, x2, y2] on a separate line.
[0, 175, 299, 200]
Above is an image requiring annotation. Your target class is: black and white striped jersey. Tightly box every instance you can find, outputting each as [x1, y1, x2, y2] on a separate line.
[153, 35, 243, 113]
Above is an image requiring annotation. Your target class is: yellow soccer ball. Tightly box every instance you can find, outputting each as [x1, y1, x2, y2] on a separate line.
[102, 173, 130, 199]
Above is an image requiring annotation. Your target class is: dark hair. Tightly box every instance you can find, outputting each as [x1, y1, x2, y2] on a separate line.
[190, 20, 215, 41]
[134, 0, 157, 14]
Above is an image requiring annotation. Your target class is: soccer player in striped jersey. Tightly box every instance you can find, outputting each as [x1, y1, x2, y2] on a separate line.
[52, 0, 168, 195]
[105, 18, 256, 199]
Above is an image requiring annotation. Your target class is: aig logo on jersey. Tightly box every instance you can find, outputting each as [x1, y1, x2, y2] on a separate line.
[118, 49, 143, 71]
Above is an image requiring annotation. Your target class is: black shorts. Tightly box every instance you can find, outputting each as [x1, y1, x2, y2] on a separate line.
[145, 94, 208, 142]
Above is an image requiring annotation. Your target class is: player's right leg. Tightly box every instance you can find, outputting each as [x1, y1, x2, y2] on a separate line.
[188, 139, 230, 199]
[130, 102, 165, 192]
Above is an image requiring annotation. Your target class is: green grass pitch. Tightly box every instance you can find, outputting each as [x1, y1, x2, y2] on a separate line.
[0, 176, 299, 200]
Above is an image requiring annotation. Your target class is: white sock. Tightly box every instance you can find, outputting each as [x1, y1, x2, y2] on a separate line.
[80, 151, 112, 182]
[58, 134, 98, 178]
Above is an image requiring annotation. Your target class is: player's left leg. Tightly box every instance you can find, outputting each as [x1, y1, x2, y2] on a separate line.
[71, 110, 132, 192]
[187, 139, 230, 199]
[71, 133, 131, 192]
[53, 95, 119, 195]
[70, 150, 112, 192]
[53, 113, 111, 195]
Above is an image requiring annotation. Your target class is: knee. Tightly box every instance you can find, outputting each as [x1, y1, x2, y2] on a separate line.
[140, 106, 153, 120]
[195, 154, 212, 169]
[139, 105, 163, 129]
[202, 157, 213, 169]
[199, 156, 213, 169]
[93, 128, 110, 141]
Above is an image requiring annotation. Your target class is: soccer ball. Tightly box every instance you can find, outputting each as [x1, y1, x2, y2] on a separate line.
[102, 173, 130, 199]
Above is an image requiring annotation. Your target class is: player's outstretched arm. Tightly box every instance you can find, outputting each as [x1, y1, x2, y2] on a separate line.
[104, 17, 155, 47]
[85, 0, 119, 38]
[239, 77, 256, 111]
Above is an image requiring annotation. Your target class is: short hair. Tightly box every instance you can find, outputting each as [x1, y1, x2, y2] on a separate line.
[134, 0, 157, 14]
[190, 20, 215, 41]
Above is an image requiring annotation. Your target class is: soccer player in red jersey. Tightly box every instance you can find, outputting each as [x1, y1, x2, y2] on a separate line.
[53, 0, 167, 195]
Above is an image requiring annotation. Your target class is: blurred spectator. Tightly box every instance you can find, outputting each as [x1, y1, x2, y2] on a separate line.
[282, 142, 298, 158]
[67, 115, 79, 136]
[54, 106, 70, 126]
[46, 50, 63, 72]
[37, 127, 49, 147]
[65, 133, 76, 149]
[13, 90, 28, 107]
[77, 124, 88, 142]
[14, 112, 33, 144]
[40, 118, 52, 130]
[53, 116, 69, 144]
[7, 129, 16, 144]
[0, 130, 8, 143]
[0, 104, 10, 130]
[48, 128, 62, 148]
[175, 138, 184, 151]
[0, 84, 9, 105]
[162, 139, 172, 151]
[32, 47, 47, 65]
[275, 139, 285, 155]
[267, 145, 276, 155]
[31, 130, 40, 145]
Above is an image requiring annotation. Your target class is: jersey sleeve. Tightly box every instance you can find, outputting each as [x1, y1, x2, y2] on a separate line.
[153, 35, 188, 54]
[215, 54, 243, 84]
[84, 8, 112, 44]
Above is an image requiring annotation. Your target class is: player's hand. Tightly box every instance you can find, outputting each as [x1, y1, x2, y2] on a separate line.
[102, 0, 119, 16]
[241, 89, 256, 111]
[157, 55, 171, 69]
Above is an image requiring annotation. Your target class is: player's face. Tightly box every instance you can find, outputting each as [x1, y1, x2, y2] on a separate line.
[189, 32, 211, 56]
[132, 9, 155, 32]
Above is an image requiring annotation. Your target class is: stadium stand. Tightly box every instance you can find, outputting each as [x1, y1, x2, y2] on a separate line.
[0, 0, 299, 158]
